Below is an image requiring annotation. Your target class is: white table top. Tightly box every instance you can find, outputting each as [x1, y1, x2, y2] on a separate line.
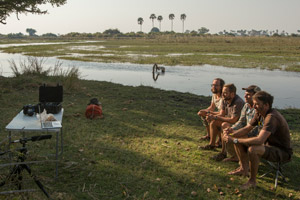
[6, 109, 64, 132]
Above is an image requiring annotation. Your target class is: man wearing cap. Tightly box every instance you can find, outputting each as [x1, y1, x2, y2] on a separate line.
[197, 78, 225, 142]
[201, 83, 244, 151]
[219, 85, 261, 164]
[223, 91, 292, 189]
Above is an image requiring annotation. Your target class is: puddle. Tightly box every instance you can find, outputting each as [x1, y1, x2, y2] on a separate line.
[67, 45, 106, 51]
[67, 53, 116, 57]
[127, 54, 158, 57]
[166, 53, 194, 57]
[201, 53, 241, 56]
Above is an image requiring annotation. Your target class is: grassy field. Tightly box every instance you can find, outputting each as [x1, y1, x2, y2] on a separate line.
[1, 36, 300, 72]
[0, 74, 300, 199]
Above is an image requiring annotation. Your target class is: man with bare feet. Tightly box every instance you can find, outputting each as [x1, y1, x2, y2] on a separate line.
[221, 85, 261, 163]
[223, 91, 292, 190]
[197, 78, 225, 143]
[201, 83, 244, 152]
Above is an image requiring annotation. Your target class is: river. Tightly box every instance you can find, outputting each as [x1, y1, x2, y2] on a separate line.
[0, 43, 299, 109]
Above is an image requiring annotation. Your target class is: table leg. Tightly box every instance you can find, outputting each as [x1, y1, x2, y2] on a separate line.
[8, 131, 12, 161]
[8, 131, 11, 151]
[60, 128, 63, 155]
[56, 131, 59, 178]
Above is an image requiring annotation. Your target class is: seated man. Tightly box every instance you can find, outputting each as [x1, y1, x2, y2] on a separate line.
[223, 91, 293, 189]
[221, 85, 261, 162]
[201, 83, 244, 152]
[197, 78, 225, 141]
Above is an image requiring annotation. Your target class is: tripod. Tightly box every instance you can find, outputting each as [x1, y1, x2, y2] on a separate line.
[0, 135, 52, 198]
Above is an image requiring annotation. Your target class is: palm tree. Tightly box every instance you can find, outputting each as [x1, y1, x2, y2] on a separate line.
[149, 14, 156, 28]
[169, 13, 175, 32]
[180, 14, 186, 33]
[137, 17, 144, 32]
[157, 15, 163, 31]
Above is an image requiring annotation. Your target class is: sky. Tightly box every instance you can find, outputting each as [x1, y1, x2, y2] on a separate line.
[1, 0, 300, 35]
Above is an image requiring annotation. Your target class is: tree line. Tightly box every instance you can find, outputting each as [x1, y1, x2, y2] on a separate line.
[2, 28, 300, 39]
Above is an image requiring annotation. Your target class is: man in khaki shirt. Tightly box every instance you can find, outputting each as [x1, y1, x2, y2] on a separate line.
[200, 83, 244, 153]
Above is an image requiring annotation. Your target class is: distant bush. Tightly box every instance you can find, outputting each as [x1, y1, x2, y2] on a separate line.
[103, 29, 121, 35]
[150, 27, 160, 33]
[41, 33, 58, 37]
[7, 32, 25, 39]
[272, 33, 281, 37]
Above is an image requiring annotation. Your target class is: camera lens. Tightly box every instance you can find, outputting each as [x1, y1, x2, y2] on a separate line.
[27, 108, 34, 116]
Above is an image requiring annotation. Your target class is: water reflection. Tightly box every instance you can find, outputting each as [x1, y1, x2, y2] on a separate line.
[0, 52, 299, 109]
[152, 63, 165, 81]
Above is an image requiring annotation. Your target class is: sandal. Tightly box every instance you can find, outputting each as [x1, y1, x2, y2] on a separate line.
[211, 152, 227, 161]
[200, 144, 216, 150]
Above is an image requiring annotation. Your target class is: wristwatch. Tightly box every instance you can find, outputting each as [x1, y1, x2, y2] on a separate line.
[233, 138, 239, 144]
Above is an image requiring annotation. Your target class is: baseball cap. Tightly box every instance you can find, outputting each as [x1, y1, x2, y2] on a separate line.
[242, 85, 261, 93]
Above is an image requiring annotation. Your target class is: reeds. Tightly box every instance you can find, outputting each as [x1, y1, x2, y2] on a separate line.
[8, 56, 81, 89]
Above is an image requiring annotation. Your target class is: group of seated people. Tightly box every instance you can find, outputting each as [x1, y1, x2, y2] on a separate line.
[197, 78, 293, 190]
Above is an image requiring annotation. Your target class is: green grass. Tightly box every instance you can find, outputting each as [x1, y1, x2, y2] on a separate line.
[0, 75, 300, 199]
[1, 36, 300, 71]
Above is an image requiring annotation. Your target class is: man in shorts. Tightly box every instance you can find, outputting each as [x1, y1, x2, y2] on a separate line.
[223, 91, 293, 189]
[201, 83, 244, 151]
[197, 78, 225, 142]
[221, 85, 261, 163]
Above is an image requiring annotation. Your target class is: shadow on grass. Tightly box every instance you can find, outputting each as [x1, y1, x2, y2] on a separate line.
[58, 139, 234, 199]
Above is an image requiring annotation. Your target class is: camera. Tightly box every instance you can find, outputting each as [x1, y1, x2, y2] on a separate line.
[23, 104, 37, 116]
[23, 104, 44, 116]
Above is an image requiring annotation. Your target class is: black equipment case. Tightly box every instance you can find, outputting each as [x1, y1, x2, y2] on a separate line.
[39, 84, 63, 114]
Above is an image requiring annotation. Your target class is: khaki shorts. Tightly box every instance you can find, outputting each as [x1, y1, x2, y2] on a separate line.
[201, 116, 209, 127]
[262, 145, 291, 162]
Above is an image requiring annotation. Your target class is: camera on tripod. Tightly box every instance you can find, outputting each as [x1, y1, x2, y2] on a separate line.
[0, 134, 52, 198]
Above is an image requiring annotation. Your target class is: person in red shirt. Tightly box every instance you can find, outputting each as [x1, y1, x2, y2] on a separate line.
[85, 98, 103, 119]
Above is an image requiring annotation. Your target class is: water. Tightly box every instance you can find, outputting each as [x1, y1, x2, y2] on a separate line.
[1, 50, 299, 109]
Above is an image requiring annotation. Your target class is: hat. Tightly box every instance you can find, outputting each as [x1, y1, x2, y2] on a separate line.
[242, 85, 261, 93]
[88, 98, 101, 105]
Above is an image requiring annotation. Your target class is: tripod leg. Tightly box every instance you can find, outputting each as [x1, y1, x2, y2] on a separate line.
[22, 164, 50, 199]
[0, 171, 12, 187]
[0, 165, 20, 188]
[17, 166, 23, 190]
